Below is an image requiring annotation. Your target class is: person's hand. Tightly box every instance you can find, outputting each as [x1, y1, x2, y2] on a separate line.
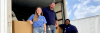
[44, 32, 46, 33]
[30, 22, 33, 24]
[27, 20, 30, 22]
[55, 20, 58, 29]
[55, 24, 58, 29]
[27, 20, 33, 24]
[55, 24, 58, 27]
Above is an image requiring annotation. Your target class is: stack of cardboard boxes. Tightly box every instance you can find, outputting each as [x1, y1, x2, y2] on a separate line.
[12, 21, 33, 33]
[12, 21, 62, 33]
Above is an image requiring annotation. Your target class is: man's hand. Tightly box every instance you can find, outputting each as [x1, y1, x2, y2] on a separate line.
[55, 20, 58, 29]
[55, 24, 58, 29]
[55, 24, 58, 27]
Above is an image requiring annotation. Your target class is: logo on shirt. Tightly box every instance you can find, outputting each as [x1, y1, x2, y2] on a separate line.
[38, 19, 44, 21]
[68, 27, 70, 28]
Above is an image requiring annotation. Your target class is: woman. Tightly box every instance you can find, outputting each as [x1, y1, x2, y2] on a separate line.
[27, 7, 47, 33]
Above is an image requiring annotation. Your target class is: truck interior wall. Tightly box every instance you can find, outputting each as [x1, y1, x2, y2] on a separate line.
[54, 2, 63, 33]
[12, 1, 36, 21]
[54, 2, 62, 24]
[12, 6, 36, 21]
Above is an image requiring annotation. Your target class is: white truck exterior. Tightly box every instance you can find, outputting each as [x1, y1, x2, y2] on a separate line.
[70, 15, 100, 33]
[0, 0, 67, 33]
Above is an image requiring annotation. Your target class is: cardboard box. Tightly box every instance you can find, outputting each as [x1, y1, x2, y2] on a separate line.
[12, 21, 33, 33]
[56, 27, 62, 33]
[12, 21, 62, 33]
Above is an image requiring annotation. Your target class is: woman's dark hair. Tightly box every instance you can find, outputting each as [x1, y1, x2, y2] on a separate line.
[65, 19, 70, 22]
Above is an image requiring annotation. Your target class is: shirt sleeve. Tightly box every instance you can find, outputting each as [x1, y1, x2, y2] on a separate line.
[59, 24, 64, 29]
[28, 14, 34, 21]
[42, 8, 45, 14]
[43, 16, 47, 24]
[55, 13, 58, 20]
[73, 26, 78, 33]
[42, 8, 46, 16]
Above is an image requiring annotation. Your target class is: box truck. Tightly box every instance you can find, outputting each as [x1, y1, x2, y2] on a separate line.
[70, 15, 100, 33]
[0, 0, 67, 33]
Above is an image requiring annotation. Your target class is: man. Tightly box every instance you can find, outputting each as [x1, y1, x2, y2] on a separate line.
[59, 19, 78, 33]
[42, 2, 58, 33]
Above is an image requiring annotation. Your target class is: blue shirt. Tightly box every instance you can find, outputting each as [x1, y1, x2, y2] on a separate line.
[28, 14, 47, 28]
[59, 24, 78, 33]
[42, 7, 57, 25]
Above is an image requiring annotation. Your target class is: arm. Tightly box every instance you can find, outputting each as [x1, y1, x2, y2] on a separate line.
[42, 8, 45, 13]
[42, 8, 46, 16]
[73, 26, 78, 33]
[27, 20, 33, 24]
[43, 16, 47, 33]
[59, 24, 64, 29]
[44, 23, 46, 33]
[55, 20, 58, 27]
[55, 13, 58, 27]
[27, 14, 34, 24]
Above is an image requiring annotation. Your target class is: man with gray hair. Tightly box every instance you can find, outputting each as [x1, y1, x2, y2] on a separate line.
[42, 2, 58, 33]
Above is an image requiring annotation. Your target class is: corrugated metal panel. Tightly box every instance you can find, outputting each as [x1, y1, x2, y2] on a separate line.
[70, 15, 100, 33]
[98, 15, 100, 33]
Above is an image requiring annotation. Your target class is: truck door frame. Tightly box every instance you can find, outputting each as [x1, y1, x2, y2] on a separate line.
[0, 0, 7, 33]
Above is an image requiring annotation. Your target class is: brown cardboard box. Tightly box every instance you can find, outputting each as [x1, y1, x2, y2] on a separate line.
[12, 21, 33, 33]
[56, 27, 62, 33]
[12, 21, 62, 33]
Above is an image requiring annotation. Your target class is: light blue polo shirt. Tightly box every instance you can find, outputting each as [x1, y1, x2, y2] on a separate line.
[28, 14, 47, 28]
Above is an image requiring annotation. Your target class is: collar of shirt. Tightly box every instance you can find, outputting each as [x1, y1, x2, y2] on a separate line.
[64, 24, 71, 27]
[39, 15, 41, 17]
[47, 7, 54, 11]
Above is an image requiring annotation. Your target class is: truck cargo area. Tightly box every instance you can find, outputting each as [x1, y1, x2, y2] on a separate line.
[11, 0, 67, 33]
[12, 0, 63, 21]
[0, 0, 68, 33]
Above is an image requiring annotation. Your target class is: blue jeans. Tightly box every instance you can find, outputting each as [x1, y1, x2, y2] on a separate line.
[46, 25, 56, 33]
[33, 27, 44, 33]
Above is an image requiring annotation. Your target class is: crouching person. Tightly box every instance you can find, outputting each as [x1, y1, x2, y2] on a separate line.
[59, 19, 78, 33]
